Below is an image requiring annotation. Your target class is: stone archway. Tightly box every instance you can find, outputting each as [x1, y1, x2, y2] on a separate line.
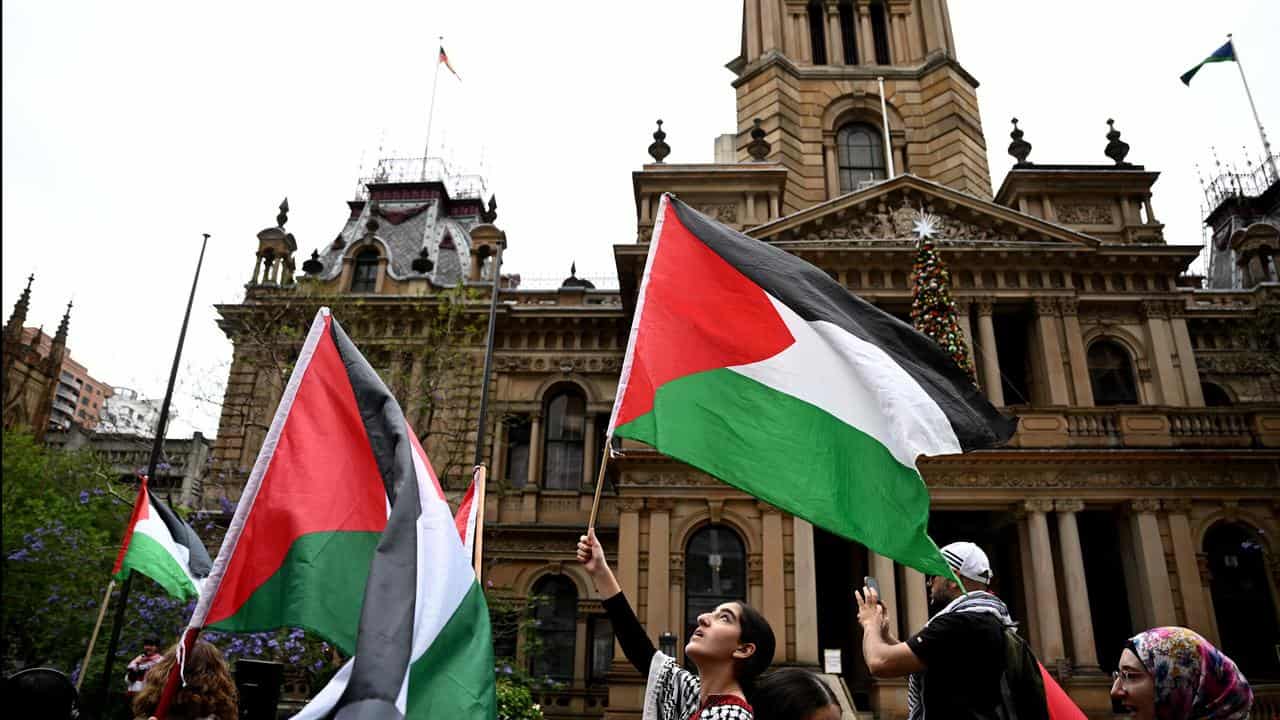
[1204, 521, 1280, 680]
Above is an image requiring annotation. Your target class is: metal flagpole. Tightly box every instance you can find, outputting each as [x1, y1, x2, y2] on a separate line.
[468, 234, 504, 581]
[93, 232, 210, 718]
[1229, 34, 1278, 178]
[877, 76, 896, 176]
[422, 35, 445, 180]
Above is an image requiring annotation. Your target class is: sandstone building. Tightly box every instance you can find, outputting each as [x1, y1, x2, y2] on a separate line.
[209, 1, 1280, 716]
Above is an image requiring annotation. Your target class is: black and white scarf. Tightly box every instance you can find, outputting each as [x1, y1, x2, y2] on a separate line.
[905, 590, 1013, 720]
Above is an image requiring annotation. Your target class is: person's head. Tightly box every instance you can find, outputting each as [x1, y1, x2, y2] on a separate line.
[1111, 627, 1252, 720]
[751, 667, 840, 720]
[133, 640, 238, 720]
[685, 601, 776, 692]
[143, 638, 160, 656]
[6, 668, 78, 720]
[928, 541, 993, 610]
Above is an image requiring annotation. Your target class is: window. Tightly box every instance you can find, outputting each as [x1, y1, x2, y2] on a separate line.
[542, 385, 586, 490]
[1205, 523, 1280, 679]
[1201, 380, 1232, 407]
[807, 0, 827, 65]
[588, 616, 614, 684]
[1087, 340, 1139, 406]
[504, 415, 531, 488]
[838, 0, 858, 64]
[530, 575, 578, 682]
[350, 249, 379, 292]
[684, 525, 747, 649]
[836, 123, 887, 193]
[870, 1, 891, 64]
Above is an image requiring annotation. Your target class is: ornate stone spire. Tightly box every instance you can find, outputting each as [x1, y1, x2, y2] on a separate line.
[277, 197, 290, 227]
[747, 118, 770, 161]
[1104, 119, 1131, 166]
[648, 119, 671, 163]
[51, 300, 71, 355]
[1008, 118, 1032, 165]
[5, 273, 33, 339]
[480, 195, 498, 224]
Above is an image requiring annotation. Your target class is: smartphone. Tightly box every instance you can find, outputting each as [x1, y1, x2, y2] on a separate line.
[863, 576, 882, 604]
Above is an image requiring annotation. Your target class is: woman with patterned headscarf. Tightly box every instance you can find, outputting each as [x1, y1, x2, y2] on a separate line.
[1111, 627, 1252, 720]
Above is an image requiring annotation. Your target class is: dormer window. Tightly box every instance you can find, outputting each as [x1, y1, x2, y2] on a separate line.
[837, 123, 887, 193]
[351, 249, 379, 292]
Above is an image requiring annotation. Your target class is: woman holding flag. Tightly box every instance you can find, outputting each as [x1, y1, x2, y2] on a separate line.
[578, 529, 775, 720]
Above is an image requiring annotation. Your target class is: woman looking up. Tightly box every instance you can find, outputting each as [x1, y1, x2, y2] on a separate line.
[578, 529, 775, 720]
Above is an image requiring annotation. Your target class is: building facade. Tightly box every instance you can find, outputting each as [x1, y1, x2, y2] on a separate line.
[48, 426, 212, 508]
[2, 277, 79, 440]
[17, 327, 115, 432]
[209, 2, 1280, 717]
[97, 386, 163, 436]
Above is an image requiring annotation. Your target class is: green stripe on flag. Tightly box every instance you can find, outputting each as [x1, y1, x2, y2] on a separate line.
[116, 532, 199, 601]
[406, 582, 496, 718]
[1181, 40, 1236, 85]
[617, 367, 953, 578]
[207, 531, 380, 654]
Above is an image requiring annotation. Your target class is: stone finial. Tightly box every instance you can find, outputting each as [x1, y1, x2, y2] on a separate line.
[747, 118, 770, 161]
[1008, 118, 1032, 165]
[301, 249, 324, 275]
[1104, 119, 1131, 166]
[53, 300, 72, 346]
[480, 194, 498, 224]
[277, 197, 289, 227]
[648, 119, 671, 163]
[411, 246, 434, 273]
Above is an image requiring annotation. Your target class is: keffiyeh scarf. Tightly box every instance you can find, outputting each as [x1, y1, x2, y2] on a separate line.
[642, 651, 754, 720]
[1128, 627, 1252, 720]
[906, 590, 1014, 720]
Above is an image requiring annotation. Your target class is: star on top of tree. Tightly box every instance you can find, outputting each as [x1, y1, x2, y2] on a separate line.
[912, 211, 940, 240]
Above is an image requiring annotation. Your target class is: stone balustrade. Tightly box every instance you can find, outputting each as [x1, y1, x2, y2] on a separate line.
[1013, 406, 1280, 449]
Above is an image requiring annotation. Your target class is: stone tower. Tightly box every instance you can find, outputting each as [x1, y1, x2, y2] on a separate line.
[729, 0, 991, 211]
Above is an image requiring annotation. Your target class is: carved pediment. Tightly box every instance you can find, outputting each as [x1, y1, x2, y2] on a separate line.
[750, 174, 1099, 248]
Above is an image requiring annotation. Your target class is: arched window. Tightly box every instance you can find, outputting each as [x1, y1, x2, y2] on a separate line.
[1201, 380, 1232, 407]
[837, 123, 887, 193]
[350, 249, 379, 292]
[543, 385, 586, 490]
[807, 0, 827, 65]
[1087, 340, 1139, 406]
[837, 0, 858, 64]
[530, 575, 578, 682]
[869, 1, 891, 64]
[684, 525, 747, 648]
[503, 415, 531, 487]
[1205, 523, 1280, 679]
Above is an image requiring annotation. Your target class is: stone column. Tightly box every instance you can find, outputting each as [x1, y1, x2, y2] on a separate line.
[975, 298, 1004, 406]
[827, 8, 842, 64]
[1165, 500, 1212, 634]
[869, 550, 901, 638]
[1059, 298, 1094, 407]
[527, 413, 543, 488]
[250, 253, 263, 285]
[574, 613, 590, 687]
[793, 518, 820, 664]
[1017, 514, 1043, 656]
[1025, 499, 1066, 665]
[889, 11, 907, 64]
[1141, 301, 1185, 406]
[582, 414, 597, 490]
[1131, 499, 1177, 626]
[648, 499, 673, 643]
[824, 141, 841, 199]
[1054, 499, 1100, 672]
[492, 417, 507, 492]
[761, 504, 788, 654]
[1034, 298, 1071, 405]
[955, 299, 976, 379]
[617, 499, 643, 601]
[858, 4, 875, 65]
[902, 567, 929, 635]
[1169, 309, 1205, 406]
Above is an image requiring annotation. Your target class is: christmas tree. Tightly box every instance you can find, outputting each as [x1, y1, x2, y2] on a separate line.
[909, 216, 976, 382]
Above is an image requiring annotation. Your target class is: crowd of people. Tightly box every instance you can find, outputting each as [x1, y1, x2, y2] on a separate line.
[6, 532, 1257, 720]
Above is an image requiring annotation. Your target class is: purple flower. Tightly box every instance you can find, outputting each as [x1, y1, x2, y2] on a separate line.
[7, 549, 29, 561]
[312, 660, 324, 671]
[79, 490, 90, 504]
[218, 497, 235, 514]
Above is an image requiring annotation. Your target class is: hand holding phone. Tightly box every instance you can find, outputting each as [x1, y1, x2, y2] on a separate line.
[863, 575, 883, 605]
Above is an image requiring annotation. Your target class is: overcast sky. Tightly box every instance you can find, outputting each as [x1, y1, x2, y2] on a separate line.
[4, 0, 1277, 437]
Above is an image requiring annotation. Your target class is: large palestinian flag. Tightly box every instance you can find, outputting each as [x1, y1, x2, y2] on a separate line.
[112, 477, 211, 601]
[609, 195, 1016, 577]
[188, 308, 392, 654]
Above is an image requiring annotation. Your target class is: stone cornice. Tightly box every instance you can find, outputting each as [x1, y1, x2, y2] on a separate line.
[728, 48, 981, 91]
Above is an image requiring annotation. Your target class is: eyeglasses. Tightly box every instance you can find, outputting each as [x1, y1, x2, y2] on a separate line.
[1112, 669, 1145, 687]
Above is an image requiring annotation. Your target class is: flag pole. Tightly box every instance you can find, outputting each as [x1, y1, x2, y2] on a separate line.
[1228, 34, 1278, 179]
[422, 35, 444, 180]
[471, 465, 487, 579]
[467, 226, 504, 582]
[76, 579, 115, 692]
[877, 76, 896, 177]
[586, 442, 611, 532]
[94, 232, 209, 718]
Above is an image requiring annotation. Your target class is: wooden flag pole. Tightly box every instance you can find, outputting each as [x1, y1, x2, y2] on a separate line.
[586, 440, 612, 532]
[76, 579, 115, 691]
[472, 465, 487, 580]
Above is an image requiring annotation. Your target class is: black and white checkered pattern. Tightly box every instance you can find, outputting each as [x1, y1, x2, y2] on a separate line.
[700, 703, 753, 720]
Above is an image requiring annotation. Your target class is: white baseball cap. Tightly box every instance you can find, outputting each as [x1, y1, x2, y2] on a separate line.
[940, 541, 993, 584]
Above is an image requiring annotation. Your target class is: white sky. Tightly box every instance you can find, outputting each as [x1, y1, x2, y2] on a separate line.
[4, 0, 1277, 437]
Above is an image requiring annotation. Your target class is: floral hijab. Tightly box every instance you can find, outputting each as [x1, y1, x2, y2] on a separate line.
[1127, 627, 1252, 720]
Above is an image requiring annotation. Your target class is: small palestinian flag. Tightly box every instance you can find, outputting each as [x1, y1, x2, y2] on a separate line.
[1181, 39, 1236, 85]
[609, 195, 1016, 577]
[112, 477, 211, 601]
[439, 45, 460, 80]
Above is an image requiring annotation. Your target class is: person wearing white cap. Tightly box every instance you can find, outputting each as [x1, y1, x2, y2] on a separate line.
[855, 541, 1024, 720]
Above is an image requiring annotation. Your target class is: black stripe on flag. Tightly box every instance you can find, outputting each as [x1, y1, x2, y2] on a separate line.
[328, 318, 421, 719]
[150, 492, 212, 577]
[671, 196, 1016, 451]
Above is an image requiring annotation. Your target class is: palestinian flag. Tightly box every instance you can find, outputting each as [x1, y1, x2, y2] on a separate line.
[112, 477, 211, 601]
[188, 308, 392, 655]
[609, 195, 1016, 577]
[1181, 39, 1236, 85]
[293, 362, 494, 718]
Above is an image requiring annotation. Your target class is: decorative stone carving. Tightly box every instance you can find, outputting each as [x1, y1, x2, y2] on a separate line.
[647, 120, 670, 164]
[748, 555, 764, 585]
[1104, 119, 1131, 166]
[1058, 297, 1080, 316]
[1034, 297, 1059, 316]
[697, 204, 739, 224]
[1054, 499, 1085, 513]
[975, 296, 996, 316]
[1023, 499, 1055, 514]
[1140, 300, 1171, 320]
[797, 196, 1021, 244]
[1130, 498, 1162, 514]
[1164, 498, 1193, 514]
[1056, 203, 1112, 225]
[923, 465, 1279, 490]
[647, 497, 676, 513]
[1008, 118, 1032, 165]
[617, 498, 645, 513]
